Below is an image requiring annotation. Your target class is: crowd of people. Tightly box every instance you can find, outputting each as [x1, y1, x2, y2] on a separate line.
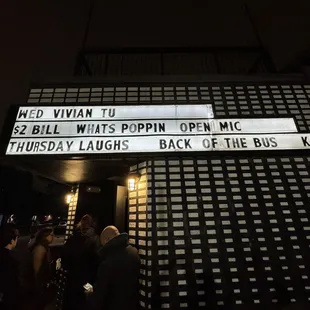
[0, 214, 140, 310]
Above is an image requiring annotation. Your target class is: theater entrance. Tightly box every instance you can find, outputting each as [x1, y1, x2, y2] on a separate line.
[2, 98, 310, 309]
[1, 155, 142, 236]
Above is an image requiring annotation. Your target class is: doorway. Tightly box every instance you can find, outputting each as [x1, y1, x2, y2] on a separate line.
[75, 180, 128, 234]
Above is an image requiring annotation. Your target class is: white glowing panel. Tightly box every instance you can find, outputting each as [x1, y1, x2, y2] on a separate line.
[6, 134, 310, 155]
[15, 105, 214, 120]
[11, 118, 297, 137]
[5, 104, 305, 155]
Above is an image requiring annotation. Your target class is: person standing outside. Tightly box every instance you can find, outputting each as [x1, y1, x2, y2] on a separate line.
[62, 214, 100, 310]
[0, 223, 20, 310]
[87, 226, 140, 310]
[30, 227, 55, 310]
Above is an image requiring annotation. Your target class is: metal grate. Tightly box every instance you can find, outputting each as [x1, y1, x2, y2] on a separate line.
[73, 47, 274, 76]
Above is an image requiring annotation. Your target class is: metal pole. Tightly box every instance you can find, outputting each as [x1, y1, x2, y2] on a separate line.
[82, 0, 96, 51]
[242, 3, 276, 73]
[74, 0, 96, 75]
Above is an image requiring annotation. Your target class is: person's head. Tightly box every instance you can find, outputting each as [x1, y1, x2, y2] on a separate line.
[100, 226, 120, 246]
[34, 227, 54, 246]
[77, 214, 95, 234]
[1, 223, 19, 250]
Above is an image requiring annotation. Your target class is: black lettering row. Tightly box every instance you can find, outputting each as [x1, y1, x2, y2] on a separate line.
[79, 140, 128, 151]
[179, 121, 241, 133]
[8, 139, 129, 153]
[17, 108, 117, 119]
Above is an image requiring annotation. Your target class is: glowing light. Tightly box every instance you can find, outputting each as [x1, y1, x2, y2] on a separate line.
[45, 214, 52, 221]
[127, 173, 141, 191]
[65, 194, 73, 204]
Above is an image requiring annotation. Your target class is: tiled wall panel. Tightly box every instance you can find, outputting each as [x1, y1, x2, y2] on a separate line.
[146, 157, 310, 309]
[28, 84, 310, 132]
[128, 162, 149, 309]
[56, 185, 79, 309]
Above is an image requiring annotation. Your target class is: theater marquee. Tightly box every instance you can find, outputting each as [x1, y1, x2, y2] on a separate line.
[5, 104, 310, 155]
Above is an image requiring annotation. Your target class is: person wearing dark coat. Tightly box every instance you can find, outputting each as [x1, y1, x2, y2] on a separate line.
[87, 226, 140, 310]
[29, 227, 55, 310]
[62, 214, 100, 310]
[0, 223, 20, 310]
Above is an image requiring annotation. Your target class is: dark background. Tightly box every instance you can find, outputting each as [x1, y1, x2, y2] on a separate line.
[1, 0, 310, 130]
[0, 163, 70, 231]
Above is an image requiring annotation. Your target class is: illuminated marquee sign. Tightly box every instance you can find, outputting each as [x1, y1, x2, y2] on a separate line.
[5, 104, 309, 155]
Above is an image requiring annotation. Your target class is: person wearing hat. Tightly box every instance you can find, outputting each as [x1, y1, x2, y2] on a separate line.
[87, 226, 140, 310]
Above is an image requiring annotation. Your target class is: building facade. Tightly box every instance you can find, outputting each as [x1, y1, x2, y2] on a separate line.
[3, 77, 310, 309]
